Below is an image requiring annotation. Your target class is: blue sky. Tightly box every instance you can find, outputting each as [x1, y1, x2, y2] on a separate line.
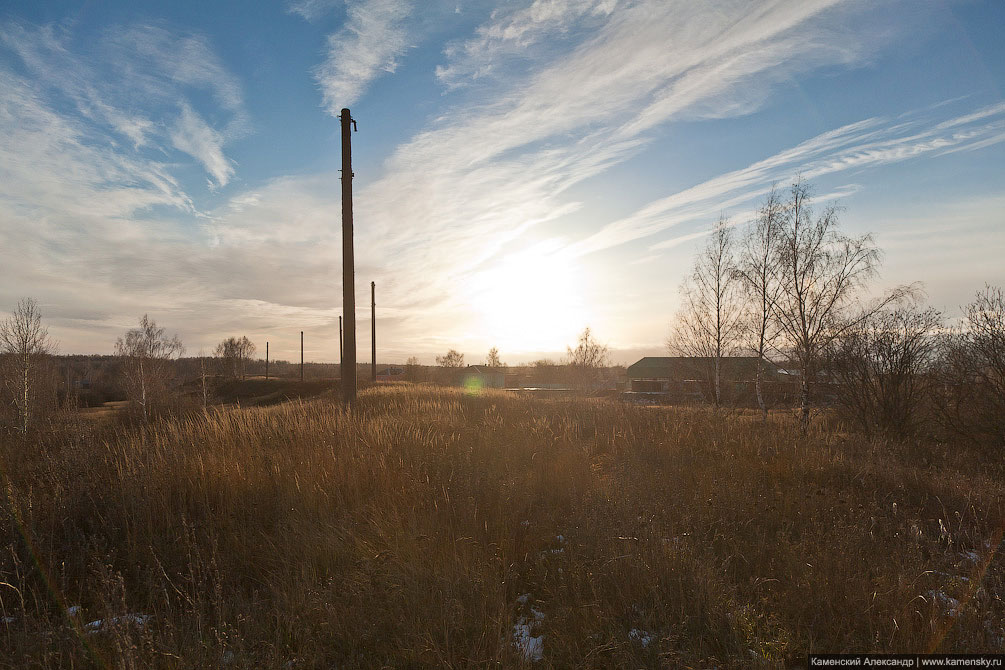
[1, 0, 1003, 365]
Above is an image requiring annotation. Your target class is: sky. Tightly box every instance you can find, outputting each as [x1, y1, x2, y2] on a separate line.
[0, 0, 1003, 366]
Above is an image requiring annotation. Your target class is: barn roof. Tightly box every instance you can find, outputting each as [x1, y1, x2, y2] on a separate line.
[627, 356, 780, 381]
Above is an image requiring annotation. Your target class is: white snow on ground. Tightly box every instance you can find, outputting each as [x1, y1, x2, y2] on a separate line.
[513, 621, 544, 662]
[629, 628, 653, 648]
[1, 616, 14, 625]
[513, 593, 545, 662]
[66, 605, 81, 617]
[84, 613, 152, 633]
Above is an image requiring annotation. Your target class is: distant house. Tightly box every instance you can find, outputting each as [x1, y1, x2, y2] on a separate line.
[626, 356, 783, 398]
[459, 365, 506, 389]
[376, 366, 406, 382]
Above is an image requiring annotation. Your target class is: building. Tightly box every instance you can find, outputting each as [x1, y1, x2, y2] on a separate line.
[376, 366, 406, 382]
[459, 366, 506, 390]
[626, 356, 784, 401]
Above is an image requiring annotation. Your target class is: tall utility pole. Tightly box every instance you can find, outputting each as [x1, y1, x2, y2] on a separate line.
[266, 341, 269, 380]
[340, 108, 357, 405]
[371, 281, 376, 382]
[339, 316, 343, 366]
[300, 331, 304, 382]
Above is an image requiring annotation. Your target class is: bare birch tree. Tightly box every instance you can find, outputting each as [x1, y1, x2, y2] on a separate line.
[566, 327, 609, 390]
[0, 298, 56, 433]
[486, 347, 503, 368]
[736, 188, 784, 421]
[115, 315, 184, 422]
[772, 180, 910, 432]
[197, 351, 213, 409]
[667, 217, 744, 407]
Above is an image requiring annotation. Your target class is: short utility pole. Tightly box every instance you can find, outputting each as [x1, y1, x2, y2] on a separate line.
[371, 281, 376, 382]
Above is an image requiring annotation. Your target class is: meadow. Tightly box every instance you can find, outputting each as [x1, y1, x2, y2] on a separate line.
[1, 384, 1002, 668]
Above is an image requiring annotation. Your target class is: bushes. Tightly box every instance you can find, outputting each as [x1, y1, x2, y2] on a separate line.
[825, 286, 1004, 449]
[829, 304, 942, 440]
[935, 286, 1005, 450]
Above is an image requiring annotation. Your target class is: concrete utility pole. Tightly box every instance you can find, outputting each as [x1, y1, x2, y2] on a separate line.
[371, 281, 376, 382]
[266, 341, 269, 380]
[340, 108, 358, 405]
[300, 331, 304, 382]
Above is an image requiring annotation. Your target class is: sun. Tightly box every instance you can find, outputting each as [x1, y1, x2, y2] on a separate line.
[468, 244, 587, 354]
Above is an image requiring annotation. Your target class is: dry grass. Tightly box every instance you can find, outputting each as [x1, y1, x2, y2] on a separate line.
[1, 384, 1003, 668]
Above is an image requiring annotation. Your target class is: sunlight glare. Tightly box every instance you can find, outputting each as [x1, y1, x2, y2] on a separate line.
[469, 244, 587, 354]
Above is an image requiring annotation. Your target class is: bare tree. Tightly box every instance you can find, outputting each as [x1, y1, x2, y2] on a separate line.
[736, 189, 784, 420]
[197, 352, 213, 409]
[215, 336, 256, 379]
[486, 347, 503, 368]
[667, 217, 744, 407]
[828, 302, 942, 439]
[772, 180, 910, 431]
[566, 327, 609, 390]
[115, 315, 184, 422]
[436, 350, 465, 368]
[404, 356, 424, 382]
[0, 298, 56, 433]
[935, 286, 1005, 448]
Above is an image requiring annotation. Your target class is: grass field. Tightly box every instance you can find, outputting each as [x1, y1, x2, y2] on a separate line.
[2, 384, 1003, 667]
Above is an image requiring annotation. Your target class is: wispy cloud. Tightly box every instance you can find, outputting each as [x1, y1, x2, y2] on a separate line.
[0, 21, 248, 185]
[436, 0, 619, 89]
[288, 0, 342, 22]
[572, 103, 1005, 257]
[170, 103, 234, 188]
[313, 0, 412, 113]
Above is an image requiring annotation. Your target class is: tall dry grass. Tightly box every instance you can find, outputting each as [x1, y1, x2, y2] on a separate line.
[1, 385, 1002, 667]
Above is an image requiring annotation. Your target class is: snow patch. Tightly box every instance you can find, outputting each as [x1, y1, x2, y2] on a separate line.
[66, 605, 81, 617]
[513, 593, 544, 662]
[629, 628, 653, 648]
[513, 621, 544, 662]
[84, 613, 152, 634]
